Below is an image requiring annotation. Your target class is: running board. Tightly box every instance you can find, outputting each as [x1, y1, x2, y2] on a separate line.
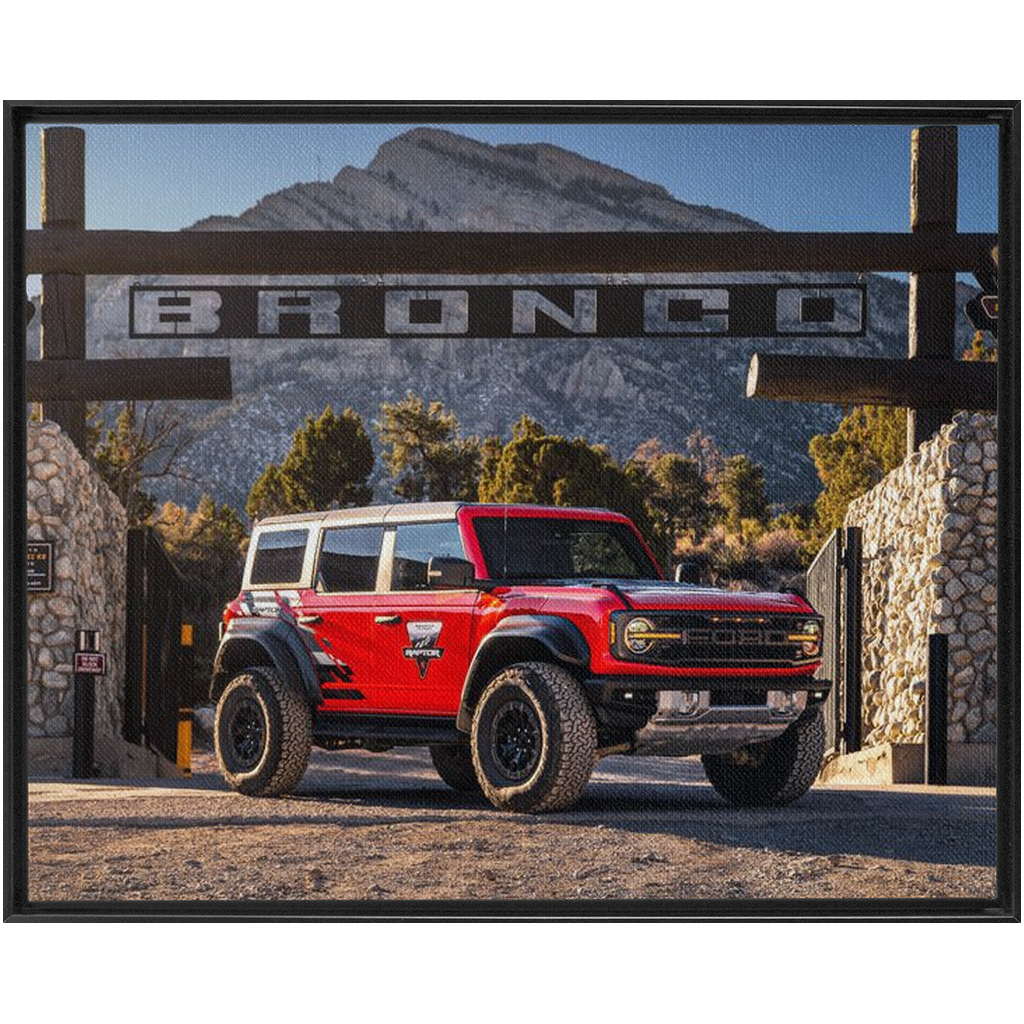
[312, 712, 462, 746]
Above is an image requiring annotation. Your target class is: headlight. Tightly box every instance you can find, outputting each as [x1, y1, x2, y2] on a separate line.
[623, 616, 657, 654]
[788, 620, 821, 657]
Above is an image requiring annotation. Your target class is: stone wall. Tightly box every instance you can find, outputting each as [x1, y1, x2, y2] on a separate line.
[845, 413, 998, 748]
[27, 421, 127, 763]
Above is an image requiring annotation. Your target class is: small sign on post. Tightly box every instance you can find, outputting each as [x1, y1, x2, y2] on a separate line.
[73, 651, 107, 675]
[27, 542, 54, 593]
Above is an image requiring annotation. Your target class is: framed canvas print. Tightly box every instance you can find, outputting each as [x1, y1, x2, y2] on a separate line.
[5, 100, 1018, 922]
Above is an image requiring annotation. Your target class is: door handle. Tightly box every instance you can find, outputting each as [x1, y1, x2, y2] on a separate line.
[375, 614, 402, 625]
[296, 614, 321, 625]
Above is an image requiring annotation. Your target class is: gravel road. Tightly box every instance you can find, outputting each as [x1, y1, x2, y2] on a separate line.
[26, 746, 998, 906]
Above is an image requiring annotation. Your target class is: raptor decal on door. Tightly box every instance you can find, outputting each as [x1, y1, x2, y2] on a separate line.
[403, 621, 444, 679]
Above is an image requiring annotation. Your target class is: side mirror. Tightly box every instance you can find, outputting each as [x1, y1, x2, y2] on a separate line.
[674, 559, 701, 585]
[427, 556, 476, 590]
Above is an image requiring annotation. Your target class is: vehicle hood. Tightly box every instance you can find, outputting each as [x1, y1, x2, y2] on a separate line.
[613, 582, 814, 614]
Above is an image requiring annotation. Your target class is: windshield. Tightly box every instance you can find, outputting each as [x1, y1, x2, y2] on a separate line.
[471, 515, 659, 581]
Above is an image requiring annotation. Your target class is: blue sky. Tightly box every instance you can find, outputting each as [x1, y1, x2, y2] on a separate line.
[24, 120, 998, 234]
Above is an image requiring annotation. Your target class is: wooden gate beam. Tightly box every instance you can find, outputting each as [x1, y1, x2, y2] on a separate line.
[908, 126, 959, 448]
[25, 228, 997, 277]
[26, 358, 233, 402]
[746, 353, 997, 410]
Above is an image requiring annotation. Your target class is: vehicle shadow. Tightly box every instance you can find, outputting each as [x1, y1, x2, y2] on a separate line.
[177, 749, 997, 869]
[287, 772, 997, 869]
[570, 780, 997, 867]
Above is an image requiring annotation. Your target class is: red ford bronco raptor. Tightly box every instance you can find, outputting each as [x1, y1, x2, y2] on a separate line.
[211, 503, 828, 812]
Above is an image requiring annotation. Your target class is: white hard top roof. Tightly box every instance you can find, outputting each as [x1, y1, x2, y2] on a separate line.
[256, 502, 464, 530]
[254, 502, 623, 531]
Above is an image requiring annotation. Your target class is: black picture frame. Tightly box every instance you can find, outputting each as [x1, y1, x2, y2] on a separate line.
[5, 99, 1019, 924]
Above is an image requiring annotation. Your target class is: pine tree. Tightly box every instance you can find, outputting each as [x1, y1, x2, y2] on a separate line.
[477, 418, 657, 556]
[246, 405, 374, 521]
[246, 464, 294, 521]
[644, 452, 716, 545]
[717, 454, 770, 535]
[376, 392, 480, 502]
[807, 405, 906, 543]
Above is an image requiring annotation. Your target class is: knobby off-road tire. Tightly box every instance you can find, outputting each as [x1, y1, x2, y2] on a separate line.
[214, 667, 312, 797]
[701, 705, 825, 808]
[470, 662, 597, 813]
[430, 743, 482, 794]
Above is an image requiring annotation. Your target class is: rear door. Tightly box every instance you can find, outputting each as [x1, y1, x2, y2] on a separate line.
[371, 520, 478, 715]
[300, 524, 385, 711]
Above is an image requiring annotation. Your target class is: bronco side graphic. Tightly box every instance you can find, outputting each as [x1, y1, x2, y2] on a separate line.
[403, 621, 444, 678]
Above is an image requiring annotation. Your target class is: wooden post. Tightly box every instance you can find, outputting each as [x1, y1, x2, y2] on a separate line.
[908, 126, 959, 450]
[40, 127, 88, 452]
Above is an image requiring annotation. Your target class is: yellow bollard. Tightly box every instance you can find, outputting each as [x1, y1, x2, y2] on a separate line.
[177, 707, 192, 776]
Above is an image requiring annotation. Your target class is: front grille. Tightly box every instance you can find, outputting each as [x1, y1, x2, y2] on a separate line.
[613, 612, 819, 668]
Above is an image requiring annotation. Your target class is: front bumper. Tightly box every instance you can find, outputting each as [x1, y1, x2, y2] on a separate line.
[631, 689, 810, 756]
[582, 677, 830, 756]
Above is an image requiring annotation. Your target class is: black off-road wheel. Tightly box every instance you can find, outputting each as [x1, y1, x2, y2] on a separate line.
[701, 705, 825, 808]
[470, 662, 597, 813]
[214, 667, 312, 797]
[429, 743, 482, 794]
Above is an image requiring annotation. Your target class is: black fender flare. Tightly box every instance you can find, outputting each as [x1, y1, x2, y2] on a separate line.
[210, 617, 320, 706]
[456, 614, 591, 732]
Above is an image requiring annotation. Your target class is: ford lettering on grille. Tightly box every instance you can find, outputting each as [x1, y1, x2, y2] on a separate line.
[613, 613, 818, 667]
[678, 627, 791, 646]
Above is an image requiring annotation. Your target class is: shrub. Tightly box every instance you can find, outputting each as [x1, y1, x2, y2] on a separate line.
[753, 528, 806, 570]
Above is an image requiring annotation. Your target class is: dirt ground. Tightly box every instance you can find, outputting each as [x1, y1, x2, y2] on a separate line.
[25, 746, 999, 908]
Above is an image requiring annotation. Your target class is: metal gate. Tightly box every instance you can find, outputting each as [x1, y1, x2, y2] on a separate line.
[124, 528, 197, 768]
[805, 526, 862, 755]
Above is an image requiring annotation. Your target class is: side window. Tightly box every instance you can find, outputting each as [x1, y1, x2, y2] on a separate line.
[391, 521, 466, 591]
[316, 526, 383, 593]
[250, 529, 309, 586]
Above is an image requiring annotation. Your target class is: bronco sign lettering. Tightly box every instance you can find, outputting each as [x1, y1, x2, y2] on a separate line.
[129, 283, 866, 340]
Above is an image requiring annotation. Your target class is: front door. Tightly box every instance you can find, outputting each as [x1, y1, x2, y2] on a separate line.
[371, 520, 478, 716]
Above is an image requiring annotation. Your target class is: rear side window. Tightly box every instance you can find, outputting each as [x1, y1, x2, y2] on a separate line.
[391, 521, 466, 591]
[316, 526, 383, 592]
[250, 529, 308, 585]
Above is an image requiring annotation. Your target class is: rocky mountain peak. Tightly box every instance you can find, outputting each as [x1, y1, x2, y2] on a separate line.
[372, 127, 672, 201]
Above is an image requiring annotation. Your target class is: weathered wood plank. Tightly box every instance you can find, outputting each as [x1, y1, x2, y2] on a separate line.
[40, 128, 88, 451]
[24, 228, 997, 276]
[908, 126, 959, 447]
[26, 358, 233, 402]
[746, 353, 997, 410]
[40, 128, 85, 228]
